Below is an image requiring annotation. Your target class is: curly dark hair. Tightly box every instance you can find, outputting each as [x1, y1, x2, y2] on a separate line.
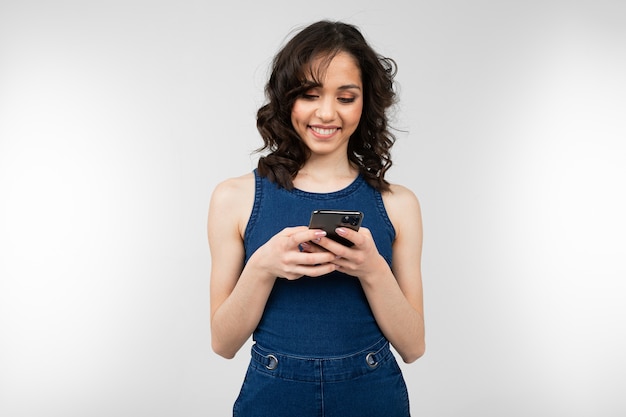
[256, 20, 397, 191]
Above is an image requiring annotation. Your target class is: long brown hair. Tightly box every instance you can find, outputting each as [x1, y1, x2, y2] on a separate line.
[256, 21, 397, 191]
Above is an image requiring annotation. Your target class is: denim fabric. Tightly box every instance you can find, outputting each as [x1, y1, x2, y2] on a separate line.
[237, 170, 408, 415]
[244, 170, 396, 356]
[233, 338, 410, 417]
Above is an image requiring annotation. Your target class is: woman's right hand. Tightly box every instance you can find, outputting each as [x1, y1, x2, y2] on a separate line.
[250, 226, 339, 281]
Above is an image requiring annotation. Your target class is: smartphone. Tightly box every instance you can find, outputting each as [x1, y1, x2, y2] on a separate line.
[308, 210, 363, 247]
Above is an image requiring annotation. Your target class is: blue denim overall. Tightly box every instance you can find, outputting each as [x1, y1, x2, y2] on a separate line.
[235, 170, 410, 417]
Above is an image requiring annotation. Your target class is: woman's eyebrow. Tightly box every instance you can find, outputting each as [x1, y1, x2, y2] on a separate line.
[338, 84, 362, 91]
[304, 82, 361, 91]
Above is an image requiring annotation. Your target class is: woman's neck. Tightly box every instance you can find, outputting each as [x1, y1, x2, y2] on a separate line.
[293, 158, 359, 193]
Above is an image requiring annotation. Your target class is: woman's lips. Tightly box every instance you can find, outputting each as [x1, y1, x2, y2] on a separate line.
[309, 126, 339, 137]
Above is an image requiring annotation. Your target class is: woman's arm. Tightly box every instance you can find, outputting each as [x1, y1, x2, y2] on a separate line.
[208, 174, 269, 359]
[208, 174, 339, 359]
[319, 184, 425, 363]
[374, 184, 425, 362]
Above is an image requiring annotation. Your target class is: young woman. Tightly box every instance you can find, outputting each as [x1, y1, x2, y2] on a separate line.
[208, 20, 425, 417]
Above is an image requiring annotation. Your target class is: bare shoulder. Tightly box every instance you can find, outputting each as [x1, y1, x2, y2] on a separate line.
[211, 172, 255, 205]
[382, 183, 421, 213]
[381, 183, 422, 239]
[209, 172, 256, 238]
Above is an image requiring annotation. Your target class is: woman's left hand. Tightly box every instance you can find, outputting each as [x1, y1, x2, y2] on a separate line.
[306, 227, 388, 282]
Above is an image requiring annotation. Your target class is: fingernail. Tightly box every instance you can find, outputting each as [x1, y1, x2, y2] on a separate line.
[335, 228, 347, 236]
[314, 231, 327, 237]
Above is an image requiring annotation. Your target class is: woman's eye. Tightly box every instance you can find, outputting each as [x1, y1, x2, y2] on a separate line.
[302, 94, 318, 100]
[338, 97, 356, 104]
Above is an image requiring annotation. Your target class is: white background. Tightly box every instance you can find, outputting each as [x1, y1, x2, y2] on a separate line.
[1, 1, 625, 416]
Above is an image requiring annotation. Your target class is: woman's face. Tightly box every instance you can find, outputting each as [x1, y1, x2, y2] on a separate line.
[291, 52, 363, 159]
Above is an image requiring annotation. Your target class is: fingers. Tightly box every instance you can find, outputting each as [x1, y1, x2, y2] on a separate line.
[313, 227, 365, 254]
[279, 252, 338, 279]
[298, 262, 338, 278]
[334, 227, 365, 246]
[282, 227, 327, 245]
[277, 228, 338, 279]
[298, 241, 314, 252]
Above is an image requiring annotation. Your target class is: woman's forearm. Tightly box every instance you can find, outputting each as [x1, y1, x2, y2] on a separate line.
[211, 260, 276, 359]
[359, 257, 425, 363]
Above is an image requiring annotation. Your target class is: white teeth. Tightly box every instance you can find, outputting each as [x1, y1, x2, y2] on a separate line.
[311, 126, 338, 135]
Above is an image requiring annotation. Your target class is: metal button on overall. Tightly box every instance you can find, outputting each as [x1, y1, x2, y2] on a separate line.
[266, 354, 278, 370]
[365, 352, 379, 369]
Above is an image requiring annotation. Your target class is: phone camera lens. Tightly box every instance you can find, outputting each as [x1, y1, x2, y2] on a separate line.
[341, 215, 359, 226]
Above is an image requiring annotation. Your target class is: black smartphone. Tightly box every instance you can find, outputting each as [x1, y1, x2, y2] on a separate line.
[308, 210, 363, 247]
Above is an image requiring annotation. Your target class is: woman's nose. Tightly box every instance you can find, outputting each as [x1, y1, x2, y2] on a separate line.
[315, 98, 336, 122]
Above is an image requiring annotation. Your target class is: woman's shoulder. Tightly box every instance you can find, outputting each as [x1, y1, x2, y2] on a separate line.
[209, 172, 256, 237]
[382, 183, 420, 207]
[213, 172, 255, 197]
[210, 172, 256, 215]
[381, 182, 422, 236]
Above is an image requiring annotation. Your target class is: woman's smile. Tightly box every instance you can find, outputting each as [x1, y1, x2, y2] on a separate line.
[309, 125, 340, 138]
